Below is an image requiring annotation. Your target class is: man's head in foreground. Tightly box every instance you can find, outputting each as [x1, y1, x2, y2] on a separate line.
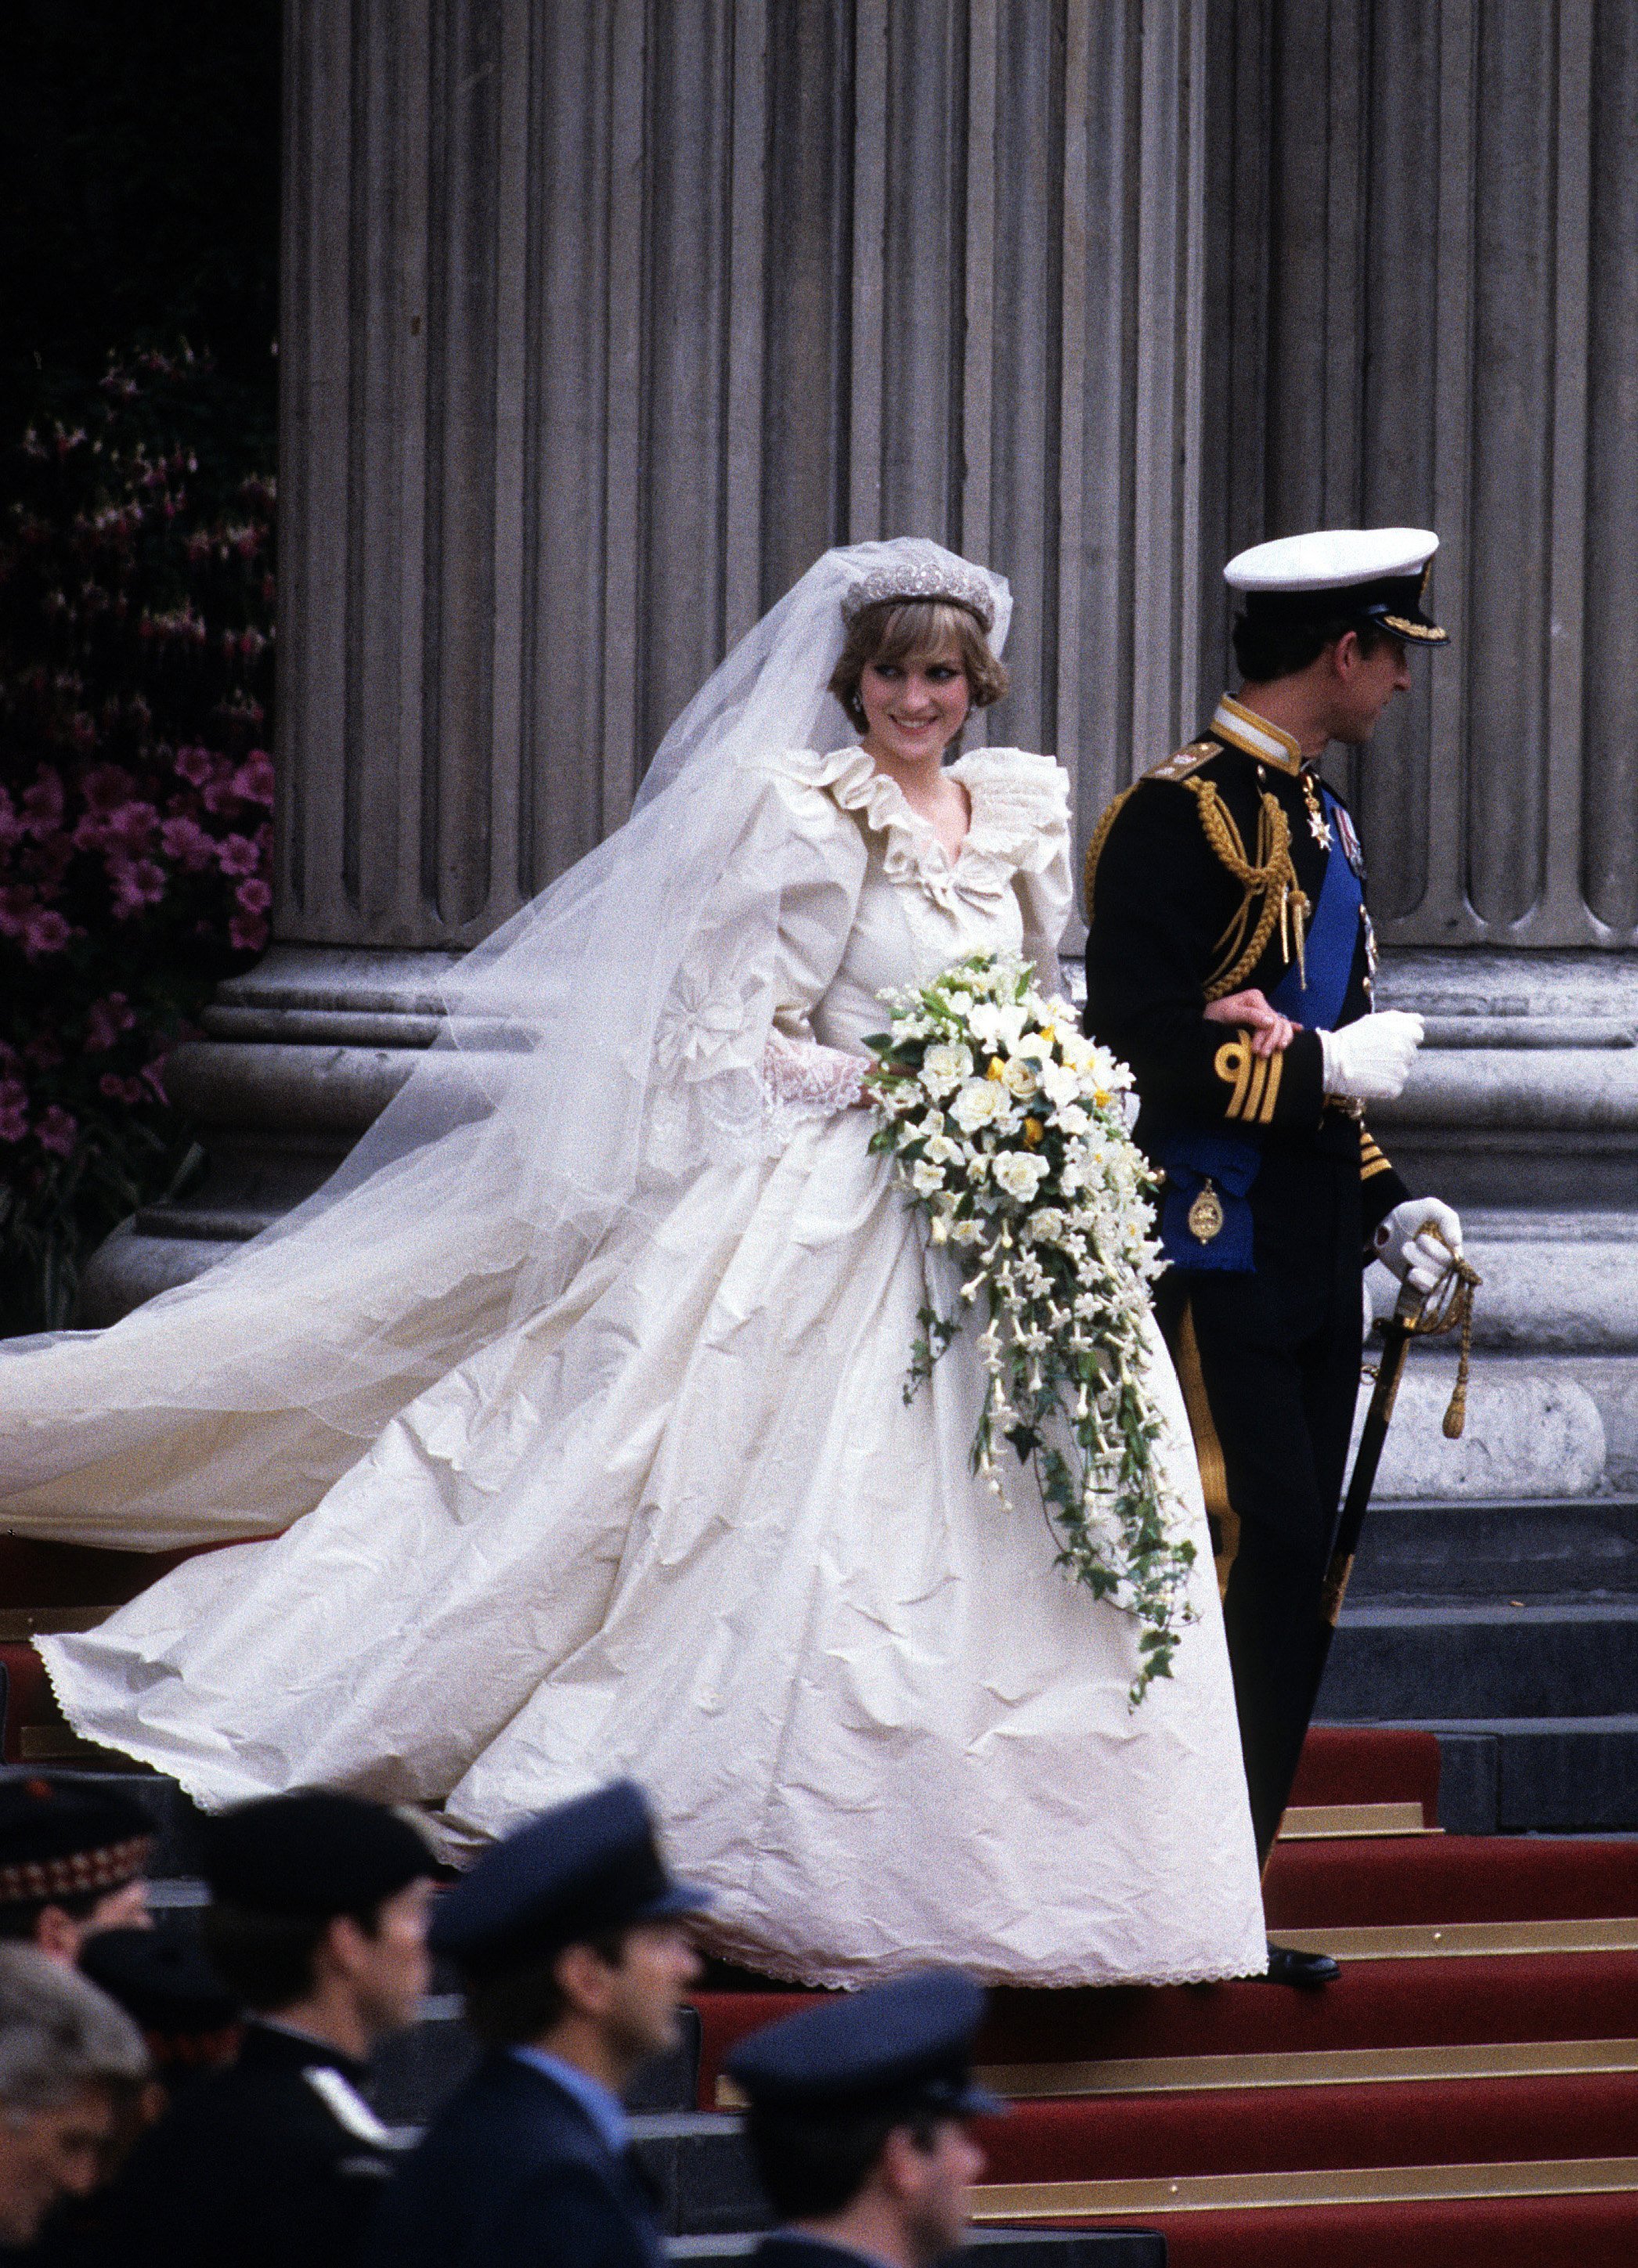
[0, 1776, 153, 1964]
[199, 1789, 436, 2061]
[726, 1968, 1002, 2268]
[0, 1944, 148, 2245]
[430, 1779, 709, 2091]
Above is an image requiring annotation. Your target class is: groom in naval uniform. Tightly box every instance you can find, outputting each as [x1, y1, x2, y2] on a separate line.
[1083, 530, 1467, 1988]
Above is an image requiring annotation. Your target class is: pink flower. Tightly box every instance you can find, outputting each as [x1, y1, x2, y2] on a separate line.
[84, 993, 136, 1051]
[0, 1080, 28, 1143]
[201, 777, 241, 814]
[159, 814, 217, 871]
[82, 765, 136, 815]
[20, 770, 64, 835]
[99, 1073, 145, 1105]
[173, 745, 216, 787]
[229, 910, 269, 954]
[36, 1106, 78, 1157]
[233, 751, 275, 806]
[21, 907, 70, 959]
[108, 856, 166, 918]
[217, 833, 260, 877]
[234, 876, 272, 915]
[106, 801, 159, 853]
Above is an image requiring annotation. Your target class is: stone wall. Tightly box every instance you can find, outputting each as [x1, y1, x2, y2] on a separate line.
[88, 1, 1638, 1508]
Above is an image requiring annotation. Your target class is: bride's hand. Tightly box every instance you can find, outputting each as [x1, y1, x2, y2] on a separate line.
[1203, 988, 1297, 1059]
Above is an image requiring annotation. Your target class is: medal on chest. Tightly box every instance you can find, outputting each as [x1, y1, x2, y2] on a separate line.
[1333, 800, 1367, 878]
[1300, 770, 1333, 850]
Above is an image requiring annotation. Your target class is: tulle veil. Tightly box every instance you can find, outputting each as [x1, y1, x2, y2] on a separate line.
[0, 539, 1012, 1545]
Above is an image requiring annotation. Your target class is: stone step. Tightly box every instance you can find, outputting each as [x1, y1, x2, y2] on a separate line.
[1351, 1497, 1638, 1601]
[1319, 1601, 1638, 1721]
[1340, 1721, 1638, 1837]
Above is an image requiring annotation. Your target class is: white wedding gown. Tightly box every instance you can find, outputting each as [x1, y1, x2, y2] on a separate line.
[5, 742, 1265, 1987]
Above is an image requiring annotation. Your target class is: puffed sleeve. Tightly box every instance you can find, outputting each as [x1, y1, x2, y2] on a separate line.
[745, 753, 874, 1134]
[958, 748, 1073, 990]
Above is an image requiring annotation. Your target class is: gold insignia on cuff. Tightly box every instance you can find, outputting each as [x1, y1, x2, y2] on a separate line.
[1214, 1033, 1283, 1124]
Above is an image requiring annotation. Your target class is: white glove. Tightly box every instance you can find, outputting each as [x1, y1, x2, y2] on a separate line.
[1373, 1196, 1463, 1295]
[1319, 1011, 1424, 1102]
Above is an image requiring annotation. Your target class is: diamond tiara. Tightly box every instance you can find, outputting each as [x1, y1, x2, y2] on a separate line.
[840, 561, 996, 634]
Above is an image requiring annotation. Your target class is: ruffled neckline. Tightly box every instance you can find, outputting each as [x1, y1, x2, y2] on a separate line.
[773, 745, 1068, 909]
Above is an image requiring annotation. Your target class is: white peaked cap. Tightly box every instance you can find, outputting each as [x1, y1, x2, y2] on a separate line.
[1225, 528, 1438, 592]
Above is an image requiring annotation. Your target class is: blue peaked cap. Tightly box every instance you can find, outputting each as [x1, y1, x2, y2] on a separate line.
[430, 1779, 712, 1975]
[725, 1968, 1005, 2118]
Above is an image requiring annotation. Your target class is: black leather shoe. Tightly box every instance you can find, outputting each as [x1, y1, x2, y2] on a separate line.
[1263, 1941, 1340, 1988]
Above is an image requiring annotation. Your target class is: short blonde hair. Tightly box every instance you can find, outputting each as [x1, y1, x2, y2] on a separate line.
[828, 598, 1009, 734]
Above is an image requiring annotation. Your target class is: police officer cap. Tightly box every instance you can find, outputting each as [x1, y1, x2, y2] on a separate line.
[81, 1924, 240, 2039]
[200, 1790, 434, 1918]
[724, 1968, 1005, 2119]
[430, 1779, 712, 1978]
[1225, 527, 1449, 644]
[0, 1773, 152, 1908]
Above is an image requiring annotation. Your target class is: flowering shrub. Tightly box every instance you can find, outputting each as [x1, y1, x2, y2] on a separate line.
[0, 345, 275, 1331]
[866, 950, 1197, 1700]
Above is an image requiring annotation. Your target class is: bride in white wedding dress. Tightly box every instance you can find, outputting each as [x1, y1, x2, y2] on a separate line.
[0, 539, 1265, 1988]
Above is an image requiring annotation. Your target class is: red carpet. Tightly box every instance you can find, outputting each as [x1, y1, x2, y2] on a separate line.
[694, 1726, 1638, 2263]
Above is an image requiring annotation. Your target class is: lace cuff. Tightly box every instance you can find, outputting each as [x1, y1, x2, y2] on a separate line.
[761, 1027, 868, 1146]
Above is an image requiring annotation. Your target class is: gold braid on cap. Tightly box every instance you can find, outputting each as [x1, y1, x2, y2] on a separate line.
[1185, 780, 1308, 1000]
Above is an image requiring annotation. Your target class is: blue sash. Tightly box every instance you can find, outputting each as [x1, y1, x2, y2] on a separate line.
[1266, 784, 1362, 1033]
[1156, 781, 1362, 1275]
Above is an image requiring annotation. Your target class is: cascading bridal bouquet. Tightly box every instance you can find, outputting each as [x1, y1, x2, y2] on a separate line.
[864, 950, 1196, 1700]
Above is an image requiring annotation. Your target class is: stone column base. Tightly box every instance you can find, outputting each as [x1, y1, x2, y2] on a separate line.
[77, 947, 454, 1326]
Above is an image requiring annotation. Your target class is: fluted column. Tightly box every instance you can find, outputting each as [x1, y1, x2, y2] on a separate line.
[84, 0, 1210, 1318]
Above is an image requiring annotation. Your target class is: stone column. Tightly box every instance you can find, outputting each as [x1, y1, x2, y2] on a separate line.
[83, 0, 1213, 1320]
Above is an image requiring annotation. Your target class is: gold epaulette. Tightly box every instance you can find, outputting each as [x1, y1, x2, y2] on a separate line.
[1146, 737, 1221, 784]
[1082, 741, 1221, 918]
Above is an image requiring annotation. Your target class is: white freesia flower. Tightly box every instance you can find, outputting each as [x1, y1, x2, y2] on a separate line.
[925, 1134, 962, 1166]
[909, 1159, 947, 1196]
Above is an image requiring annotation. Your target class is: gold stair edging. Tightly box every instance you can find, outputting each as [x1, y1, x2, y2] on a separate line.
[969, 2153, 1638, 2220]
[1278, 1801, 1438, 1841]
[976, 2035, 1638, 2100]
[1272, 1918, 1638, 1961]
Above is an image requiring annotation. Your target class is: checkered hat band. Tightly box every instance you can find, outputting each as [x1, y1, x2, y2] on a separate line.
[0, 1834, 151, 1906]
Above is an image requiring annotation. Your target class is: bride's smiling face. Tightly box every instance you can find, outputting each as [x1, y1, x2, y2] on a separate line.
[858, 635, 972, 766]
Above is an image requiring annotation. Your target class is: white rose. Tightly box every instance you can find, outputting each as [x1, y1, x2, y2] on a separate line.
[921, 1041, 974, 1098]
[951, 1079, 1006, 1132]
[992, 1151, 1051, 1201]
[1024, 1206, 1069, 1245]
[1001, 1057, 1040, 1098]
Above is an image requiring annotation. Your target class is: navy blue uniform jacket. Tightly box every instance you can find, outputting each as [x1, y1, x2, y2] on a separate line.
[365, 2051, 665, 2268]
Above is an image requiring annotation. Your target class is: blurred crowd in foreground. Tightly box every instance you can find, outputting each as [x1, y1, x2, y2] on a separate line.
[0, 1772, 995, 2268]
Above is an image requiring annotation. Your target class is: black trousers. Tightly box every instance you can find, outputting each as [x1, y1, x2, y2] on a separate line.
[1154, 1149, 1365, 1865]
